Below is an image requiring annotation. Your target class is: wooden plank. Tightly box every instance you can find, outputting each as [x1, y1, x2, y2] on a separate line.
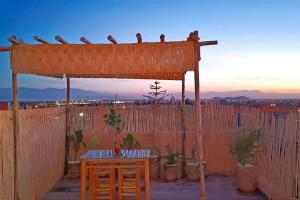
[0, 46, 11, 52]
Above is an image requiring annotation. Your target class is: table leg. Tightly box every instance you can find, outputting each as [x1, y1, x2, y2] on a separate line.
[144, 158, 150, 200]
[81, 160, 87, 200]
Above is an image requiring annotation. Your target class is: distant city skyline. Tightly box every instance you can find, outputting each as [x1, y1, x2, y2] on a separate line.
[0, 0, 299, 95]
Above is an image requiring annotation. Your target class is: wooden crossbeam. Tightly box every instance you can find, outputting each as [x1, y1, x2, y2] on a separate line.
[7, 36, 22, 44]
[0, 46, 11, 52]
[199, 40, 218, 46]
[55, 35, 68, 44]
[80, 37, 92, 44]
[33, 36, 49, 44]
[107, 35, 118, 44]
[136, 33, 142, 43]
[160, 34, 165, 42]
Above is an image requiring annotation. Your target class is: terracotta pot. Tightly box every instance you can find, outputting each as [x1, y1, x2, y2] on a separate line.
[164, 164, 177, 182]
[186, 162, 200, 181]
[236, 163, 257, 193]
[176, 159, 183, 179]
[150, 154, 161, 180]
[68, 161, 80, 179]
[186, 160, 208, 181]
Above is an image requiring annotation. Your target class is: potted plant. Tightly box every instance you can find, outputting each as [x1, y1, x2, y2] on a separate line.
[150, 147, 161, 180]
[104, 107, 124, 155]
[229, 130, 260, 193]
[67, 129, 86, 179]
[164, 146, 177, 182]
[122, 132, 141, 149]
[186, 146, 208, 181]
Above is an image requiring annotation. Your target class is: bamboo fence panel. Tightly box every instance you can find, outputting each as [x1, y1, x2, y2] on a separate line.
[0, 111, 14, 200]
[17, 108, 66, 200]
[2, 104, 299, 200]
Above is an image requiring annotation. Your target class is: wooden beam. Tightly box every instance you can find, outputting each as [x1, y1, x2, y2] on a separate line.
[136, 33, 142, 43]
[55, 35, 68, 44]
[107, 35, 118, 44]
[193, 31, 206, 200]
[199, 40, 218, 46]
[181, 73, 186, 177]
[160, 34, 165, 42]
[7, 36, 21, 45]
[0, 46, 11, 52]
[33, 36, 49, 44]
[12, 71, 20, 200]
[80, 37, 92, 44]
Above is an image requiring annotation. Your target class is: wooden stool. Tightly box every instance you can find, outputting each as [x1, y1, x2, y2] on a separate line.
[89, 164, 115, 200]
[118, 165, 142, 200]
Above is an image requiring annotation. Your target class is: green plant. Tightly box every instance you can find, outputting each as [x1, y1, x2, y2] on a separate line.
[67, 129, 86, 161]
[122, 132, 141, 149]
[104, 108, 125, 135]
[165, 145, 176, 166]
[229, 130, 260, 165]
[86, 135, 100, 149]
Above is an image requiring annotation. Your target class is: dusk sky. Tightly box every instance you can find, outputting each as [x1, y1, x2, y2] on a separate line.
[0, 0, 299, 96]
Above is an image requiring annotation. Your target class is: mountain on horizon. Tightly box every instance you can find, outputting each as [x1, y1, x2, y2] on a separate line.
[0, 87, 300, 101]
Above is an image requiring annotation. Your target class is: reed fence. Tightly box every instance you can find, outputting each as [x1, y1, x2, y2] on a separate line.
[0, 108, 66, 200]
[0, 104, 299, 200]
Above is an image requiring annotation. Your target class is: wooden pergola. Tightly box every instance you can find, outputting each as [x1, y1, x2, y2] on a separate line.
[1, 31, 217, 200]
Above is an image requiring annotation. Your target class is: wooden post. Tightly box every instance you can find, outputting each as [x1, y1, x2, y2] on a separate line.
[12, 71, 20, 200]
[192, 31, 206, 200]
[160, 34, 165, 42]
[136, 33, 142, 43]
[181, 73, 186, 177]
[65, 77, 71, 174]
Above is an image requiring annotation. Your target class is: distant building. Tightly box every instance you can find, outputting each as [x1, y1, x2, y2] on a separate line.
[0, 102, 13, 110]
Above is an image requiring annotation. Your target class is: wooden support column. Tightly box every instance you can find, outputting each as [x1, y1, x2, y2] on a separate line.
[12, 71, 20, 200]
[64, 77, 71, 174]
[181, 73, 186, 177]
[192, 31, 206, 200]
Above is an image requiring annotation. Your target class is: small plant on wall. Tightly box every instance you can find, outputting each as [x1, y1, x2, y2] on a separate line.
[104, 108, 124, 135]
[122, 132, 141, 149]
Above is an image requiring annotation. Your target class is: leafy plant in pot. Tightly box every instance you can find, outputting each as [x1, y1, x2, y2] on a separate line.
[104, 107, 124, 155]
[150, 146, 161, 180]
[229, 130, 260, 193]
[164, 145, 177, 182]
[186, 146, 200, 181]
[67, 129, 86, 179]
[122, 132, 141, 149]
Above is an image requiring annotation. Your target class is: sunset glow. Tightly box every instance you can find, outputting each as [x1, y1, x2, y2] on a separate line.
[0, 0, 299, 98]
